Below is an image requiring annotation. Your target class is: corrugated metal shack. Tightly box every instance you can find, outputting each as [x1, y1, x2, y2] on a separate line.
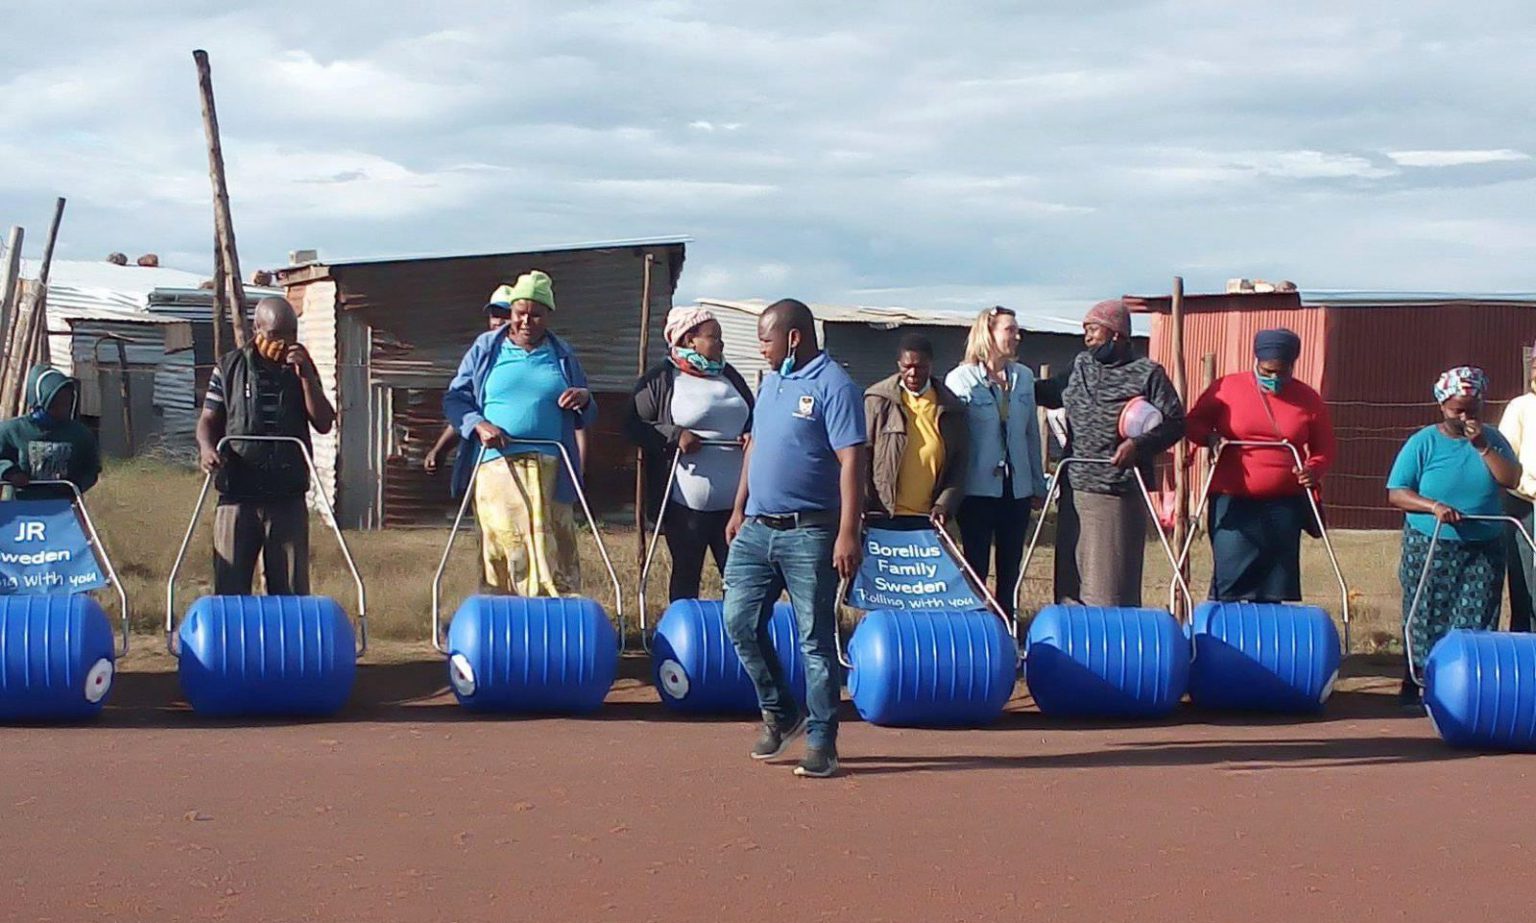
[65, 315, 196, 456]
[698, 298, 1148, 388]
[1133, 289, 1536, 529]
[274, 238, 687, 529]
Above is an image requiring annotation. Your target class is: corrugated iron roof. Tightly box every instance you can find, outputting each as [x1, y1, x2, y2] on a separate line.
[1304, 289, 1536, 306]
[274, 236, 691, 288]
[700, 297, 1151, 336]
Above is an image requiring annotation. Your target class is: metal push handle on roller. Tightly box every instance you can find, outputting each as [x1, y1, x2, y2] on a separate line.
[430, 440, 625, 655]
[1013, 457, 1196, 650]
[164, 435, 368, 658]
[1404, 513, 1536, 687]
[832, 520, 1015, 670]
[20, 479, 131, 657]
[637, 438, 744, 654]
[1173, 439, 1352, 652]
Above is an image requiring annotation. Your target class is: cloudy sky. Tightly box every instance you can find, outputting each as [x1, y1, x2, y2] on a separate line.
[4, 0, 1536, 311]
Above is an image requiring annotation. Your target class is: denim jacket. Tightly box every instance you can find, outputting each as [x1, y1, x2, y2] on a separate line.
[444, 329, 597, 504]
[943, 361, 1047, 500]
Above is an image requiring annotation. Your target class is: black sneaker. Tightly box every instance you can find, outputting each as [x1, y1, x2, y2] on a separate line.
[1399, 678, 1423, 709]
[750, 713, 807, 761]
[793, 746, 839, 778]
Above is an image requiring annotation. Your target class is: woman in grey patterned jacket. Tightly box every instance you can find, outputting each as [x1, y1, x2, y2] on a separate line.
[1036, 298, 1185, 607]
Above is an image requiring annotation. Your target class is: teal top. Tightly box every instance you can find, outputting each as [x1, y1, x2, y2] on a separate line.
[1387, 424, 1516, 542]
[481, 339, 567, 461]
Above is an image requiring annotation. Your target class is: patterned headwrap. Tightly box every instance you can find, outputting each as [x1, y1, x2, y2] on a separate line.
[1433, 366, 1488, 403]
[664, 306, 715, 347]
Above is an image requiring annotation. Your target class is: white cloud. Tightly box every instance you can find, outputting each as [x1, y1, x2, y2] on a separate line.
[6, 0, 1536, 303]
[1387, 149, 1531, 167]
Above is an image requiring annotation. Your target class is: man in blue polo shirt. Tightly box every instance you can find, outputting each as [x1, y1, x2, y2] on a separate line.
[724, 298, 865, 778]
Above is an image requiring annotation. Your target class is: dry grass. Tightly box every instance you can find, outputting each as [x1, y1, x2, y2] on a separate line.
[89, 458, 1427, 653]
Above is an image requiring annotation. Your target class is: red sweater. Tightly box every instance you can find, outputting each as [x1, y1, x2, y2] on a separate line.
[1184, 373, 1335, 499]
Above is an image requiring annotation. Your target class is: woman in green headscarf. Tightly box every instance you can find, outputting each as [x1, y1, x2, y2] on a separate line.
[445, 270, 596, 596]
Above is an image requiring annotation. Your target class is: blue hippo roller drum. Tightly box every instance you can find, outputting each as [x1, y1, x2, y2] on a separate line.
[1406, 514, 1536, 750]
[1015, 458, 1195, 719]
[166, 436, 367, 718]
[432, 441, 622, 714]
[638, 441, 806, 714]
[836, 520, 1019, 727]
[0, 480, 130, 721]
[1175, 440, 1349, 713]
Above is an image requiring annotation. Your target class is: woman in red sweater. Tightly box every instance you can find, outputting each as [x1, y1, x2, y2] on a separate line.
[1184, 329, 1336, 602]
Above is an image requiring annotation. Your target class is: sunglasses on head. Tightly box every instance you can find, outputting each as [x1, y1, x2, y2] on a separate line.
[987, 306, 1016, 318]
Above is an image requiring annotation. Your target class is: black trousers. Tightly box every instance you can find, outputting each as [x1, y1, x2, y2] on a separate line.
[958, 493, 1034, 614]
[664, 503, 731, 602]
[1506, 494, 1535, 632]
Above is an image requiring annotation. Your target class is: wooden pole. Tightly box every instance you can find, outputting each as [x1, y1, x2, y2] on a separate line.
[634, 252, 656, 576]
[32, 197, 66, 367]
[210, 238, 228, 360]
[0, 226, 23, 344]
[194, 49, 251, 348]
[1196, 352, 1217, 534]
[1170, 277, 1189, 619]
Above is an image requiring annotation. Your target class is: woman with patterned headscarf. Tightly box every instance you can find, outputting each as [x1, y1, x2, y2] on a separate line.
[625, 306, 755, 601]
[1184, 328, 1336, 602]
[1387, 366, 1522, 704]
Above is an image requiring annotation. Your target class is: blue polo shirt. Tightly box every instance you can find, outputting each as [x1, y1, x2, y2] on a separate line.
[745, 352, 866, 515]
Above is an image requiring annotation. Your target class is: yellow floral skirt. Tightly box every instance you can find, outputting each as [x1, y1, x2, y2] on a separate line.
[473, 453, 582, 597]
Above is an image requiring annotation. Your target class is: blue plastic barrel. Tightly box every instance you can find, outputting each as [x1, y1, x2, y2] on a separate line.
[446, 595, 618, 714]
[0, 596, 116, 721]
[847, 609, 1018, 727]
[1024, 605, 1189, 718]
[652, 600, 805, 714]
[1187, 601, 1340, 713]
[1424, 630, 1536, 751]
[178, 596, 356, 718]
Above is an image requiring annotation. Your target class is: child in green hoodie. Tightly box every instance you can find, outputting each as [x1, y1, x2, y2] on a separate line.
[0, 365, 102, 501]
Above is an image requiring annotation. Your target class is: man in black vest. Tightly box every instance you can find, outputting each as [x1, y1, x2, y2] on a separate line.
[196, 297, 336, 595]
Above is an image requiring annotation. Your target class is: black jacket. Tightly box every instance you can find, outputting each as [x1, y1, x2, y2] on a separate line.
[624, 361, 755, 521]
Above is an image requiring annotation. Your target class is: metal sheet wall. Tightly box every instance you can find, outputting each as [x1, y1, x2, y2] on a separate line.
[1145, 297, 1536, 529]
[333, 244, 682, 392]
[67, 319, 197, 454]
[1321, 302, 1536, 529]
[295, 281, 340, 512]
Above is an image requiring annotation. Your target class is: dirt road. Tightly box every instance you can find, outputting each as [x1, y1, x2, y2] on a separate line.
[1, 653, 1530, 923]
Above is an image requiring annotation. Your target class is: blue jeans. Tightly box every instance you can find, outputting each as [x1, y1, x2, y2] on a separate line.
[722, 518, 840, 750]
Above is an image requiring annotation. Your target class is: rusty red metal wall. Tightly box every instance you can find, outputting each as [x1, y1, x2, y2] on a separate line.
[1321, 303, 1532, 529]
[1143, 294, 1536, 530]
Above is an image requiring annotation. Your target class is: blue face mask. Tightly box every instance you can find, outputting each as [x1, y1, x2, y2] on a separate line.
[675, 346, 724, 376]
[1255, 365, 1285, 394]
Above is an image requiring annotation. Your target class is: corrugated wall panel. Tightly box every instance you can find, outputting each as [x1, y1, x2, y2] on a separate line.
[334, 244, 683, 393]
[295, 281, 339, 513]
[1320, 302, 1536, 529]
[1145, 297, 1536, 530]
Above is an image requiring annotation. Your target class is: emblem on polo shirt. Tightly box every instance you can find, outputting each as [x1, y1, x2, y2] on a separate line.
[795, 395, 815, 419]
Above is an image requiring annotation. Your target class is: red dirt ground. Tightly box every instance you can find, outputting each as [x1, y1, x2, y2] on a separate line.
[2, 651, 1533, 923]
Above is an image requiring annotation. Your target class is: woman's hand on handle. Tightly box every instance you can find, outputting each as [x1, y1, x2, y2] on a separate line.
[1295, 466, 1319, 489]
[1432, 502, 1463, 525]
[1110, 438, 1139, 469]
[676, 430, 702, 455]
[474, 421, 508, 448]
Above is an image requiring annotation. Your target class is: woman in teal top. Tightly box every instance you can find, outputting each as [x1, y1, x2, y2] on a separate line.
[445, 270, 595, 597]
[1387, 366, 1522, 703]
